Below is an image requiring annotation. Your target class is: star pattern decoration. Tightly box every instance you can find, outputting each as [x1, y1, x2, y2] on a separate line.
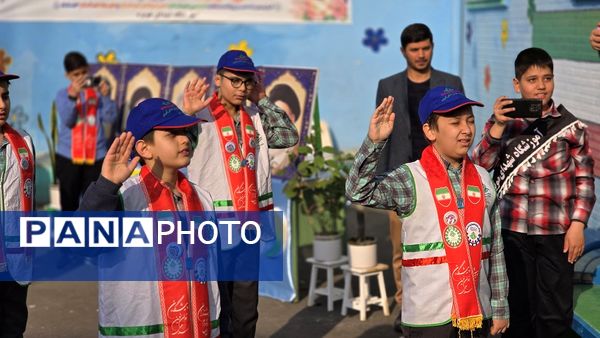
[501, 19, 509, 49]
[229, 40, 254, 57]
[362, 28, 388, 53]
[0, 49, 13, 73]
[96, 50, 119, 64]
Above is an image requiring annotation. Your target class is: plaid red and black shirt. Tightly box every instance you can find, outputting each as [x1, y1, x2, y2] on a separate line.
[472, 103, 596, 235]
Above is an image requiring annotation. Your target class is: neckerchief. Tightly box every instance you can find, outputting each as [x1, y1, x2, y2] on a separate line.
[3, 124, 34, 211]
[71, 87, 98, 165]
[493, 105, 581, 197]
[139, 166, 210, 338]
[210, 92, 259, 211]
[420, 145, 485, 331]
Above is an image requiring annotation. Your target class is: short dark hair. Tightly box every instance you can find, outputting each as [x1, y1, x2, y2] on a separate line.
[135, 131, 155, 166]
[401, 23, 433, 49]
[514, 47, 553, 79]
[63, 51, 88, 73]
[269, 84, 301, 122]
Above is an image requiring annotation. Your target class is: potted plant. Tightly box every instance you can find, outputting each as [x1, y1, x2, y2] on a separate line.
[347, 204, 377, 269]
[37, 101, 60, 210]
[283, 128, 354, 262]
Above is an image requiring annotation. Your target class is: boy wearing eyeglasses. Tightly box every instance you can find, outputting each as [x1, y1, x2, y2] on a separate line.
[182, 50, 299, 338]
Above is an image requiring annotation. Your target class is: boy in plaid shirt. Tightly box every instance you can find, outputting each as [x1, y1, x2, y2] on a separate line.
[472, 47, 596, 338]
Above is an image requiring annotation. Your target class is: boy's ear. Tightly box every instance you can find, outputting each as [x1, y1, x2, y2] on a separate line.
[135, 140, 153, 161]
[512, 77, 521, 93]
[214, 74, 221, 87]
[422, 123, 436, 143]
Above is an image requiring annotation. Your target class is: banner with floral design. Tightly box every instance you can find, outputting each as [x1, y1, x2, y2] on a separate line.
[0, 0, 351, 23]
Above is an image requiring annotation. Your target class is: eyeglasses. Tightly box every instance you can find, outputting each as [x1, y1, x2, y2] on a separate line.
[220, 74, 257, 89]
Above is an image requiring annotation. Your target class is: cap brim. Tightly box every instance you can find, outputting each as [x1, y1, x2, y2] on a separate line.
[0, 74, 20, 81]
[221, 66, 259, 73]
[433, 100, 484, 114]
[153, 114, 201, 130]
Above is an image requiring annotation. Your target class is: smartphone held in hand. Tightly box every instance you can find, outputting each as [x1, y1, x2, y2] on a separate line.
[504, 98, 542, 119]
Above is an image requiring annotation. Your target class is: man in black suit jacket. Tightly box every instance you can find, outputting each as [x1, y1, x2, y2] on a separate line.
[375, 23, 464, 334]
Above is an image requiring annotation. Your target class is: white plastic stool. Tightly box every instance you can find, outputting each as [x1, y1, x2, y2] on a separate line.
[340, 263, 390, 321]
[306, 256, 348, 311]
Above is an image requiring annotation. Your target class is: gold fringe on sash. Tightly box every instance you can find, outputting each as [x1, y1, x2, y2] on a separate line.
[452, 314, 483, 331]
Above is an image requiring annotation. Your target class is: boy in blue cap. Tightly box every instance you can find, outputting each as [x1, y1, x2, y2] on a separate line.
[182, 50, 298, 338]
[346, 86, 509, 337]
[0, 70, 35, 338]
[80, 98, 220, 338]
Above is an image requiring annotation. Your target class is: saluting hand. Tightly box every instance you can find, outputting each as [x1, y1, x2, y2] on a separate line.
[102, 132, 140, 185]
[182, 77, 213, 115]
[368, 96, 395, 143]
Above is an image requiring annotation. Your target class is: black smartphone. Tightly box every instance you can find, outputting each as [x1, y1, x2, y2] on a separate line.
[504, 98, 542, 119]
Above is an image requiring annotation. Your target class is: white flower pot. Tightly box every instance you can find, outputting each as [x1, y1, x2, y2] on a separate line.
[348, 239, 377, 269]
[313, 233, 342, 262]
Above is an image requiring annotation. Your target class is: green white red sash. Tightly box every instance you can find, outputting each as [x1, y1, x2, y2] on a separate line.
[139, 166, 210, 338]
[3, 124, 34, 212]
[210, 93, 259, 211]
[71, 87, 98, 165]
[420, 145, 485, 331]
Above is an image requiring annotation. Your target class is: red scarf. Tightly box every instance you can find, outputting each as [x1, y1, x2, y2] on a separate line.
[3, 124, 34, 211]
[71, 87, 98, 165]
[139, 166, 211, 338]
[210, 93, 259, 211]
[420, 145, 485, 331]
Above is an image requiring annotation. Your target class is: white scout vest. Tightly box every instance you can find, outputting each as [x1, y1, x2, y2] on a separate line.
[400, 161, 494, 327]
[98, 175, 220, 338]
[188, 106, 273, 211]
[0, 131, 34, 284]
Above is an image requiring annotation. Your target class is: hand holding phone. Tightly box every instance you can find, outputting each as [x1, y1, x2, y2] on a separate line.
[503, 98, 542, 119]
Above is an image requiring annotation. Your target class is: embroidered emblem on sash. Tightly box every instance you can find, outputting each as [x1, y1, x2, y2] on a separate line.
[466, 185, 482, 204]
[221, 126, 234, 138]
[225, 141, 236, 153]
[246, 153, 255, 170]
[195, 258, 207, 282]
[87, 115, 96, 125]
[229, 155, 242, 173]
[444, 225, 462, 248]
[466, 222, 482, 246]
[24, 178, 33, 198]
[163, 257, 183, 280]
[443, 211, 458, 226]
[435, 187, 452, 207]
[18, 148, 29, 170]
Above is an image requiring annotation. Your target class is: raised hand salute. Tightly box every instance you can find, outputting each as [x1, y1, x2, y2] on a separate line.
[368, 96, 395, 143]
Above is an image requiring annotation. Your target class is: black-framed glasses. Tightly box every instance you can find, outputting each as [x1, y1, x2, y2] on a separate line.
[220, 74, 257, 89]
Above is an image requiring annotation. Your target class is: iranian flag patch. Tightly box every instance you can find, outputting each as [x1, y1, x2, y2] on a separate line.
[435, 187, 452, 207]
[221, 126, 234, 137]
[467, 185, 481, 204]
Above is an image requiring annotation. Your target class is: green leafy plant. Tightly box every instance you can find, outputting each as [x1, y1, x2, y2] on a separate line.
[37, 101, 58, 184]
[283, 130, 354, 236]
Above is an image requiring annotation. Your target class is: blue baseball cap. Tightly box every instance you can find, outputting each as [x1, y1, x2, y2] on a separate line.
[126, 98, 200, 141]
[418, 86, 483, 125]
[0, 70, 19, 81]
[217, 50, 258, 73]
